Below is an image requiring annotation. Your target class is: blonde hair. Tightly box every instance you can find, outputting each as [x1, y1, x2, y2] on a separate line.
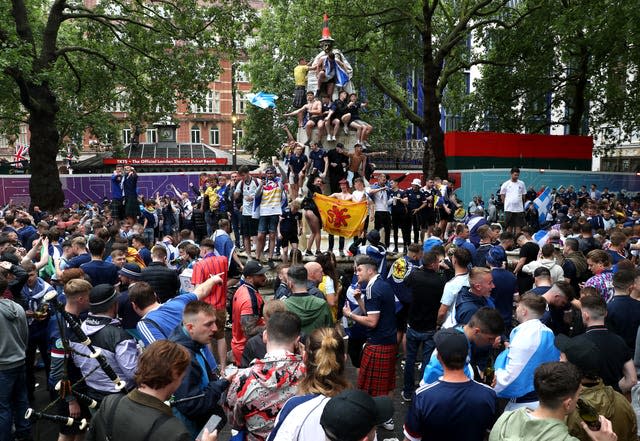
[298, 328, 348, 397]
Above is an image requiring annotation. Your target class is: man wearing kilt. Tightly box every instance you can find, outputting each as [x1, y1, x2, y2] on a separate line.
[110, 165, 124, 220]
[342, 256, 397, 431]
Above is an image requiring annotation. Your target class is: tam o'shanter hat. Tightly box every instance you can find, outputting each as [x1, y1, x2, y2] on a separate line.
[320, 13, 334, 42]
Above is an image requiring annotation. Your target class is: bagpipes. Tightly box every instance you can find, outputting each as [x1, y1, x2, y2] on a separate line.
[165, 393, 206, 407]
[53, 382, 99, 409]
[25, 408, 88, 430]
[43, 291, 127, 391]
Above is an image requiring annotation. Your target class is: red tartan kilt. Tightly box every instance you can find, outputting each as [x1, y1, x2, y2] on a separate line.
[357, 343, 397, 397]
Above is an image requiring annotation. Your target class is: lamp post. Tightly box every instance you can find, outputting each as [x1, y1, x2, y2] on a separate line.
[231, 60, 237, 168]
[232, 113, 237, 168]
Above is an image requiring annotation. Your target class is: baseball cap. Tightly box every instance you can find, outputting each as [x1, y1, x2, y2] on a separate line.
[89, 284, 118, 307]
[118, 263, 142, 280]
[366, 229, 380, 244]
[411, 178, 421, 186]
[243, 260, 269, 277]
[485, 246, 507, 267]
[434, 328, 468, 364]
[320, 389, 393, 441]
[554, 334, 601, 378]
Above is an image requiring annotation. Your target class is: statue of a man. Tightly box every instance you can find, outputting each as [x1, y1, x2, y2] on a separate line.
[308, 14, 353, 99]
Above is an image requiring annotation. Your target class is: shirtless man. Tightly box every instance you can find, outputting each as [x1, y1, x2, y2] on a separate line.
[284, 91, 322, 145]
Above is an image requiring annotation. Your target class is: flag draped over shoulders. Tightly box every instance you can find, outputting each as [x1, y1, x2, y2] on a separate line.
[313, 194, 367, 238]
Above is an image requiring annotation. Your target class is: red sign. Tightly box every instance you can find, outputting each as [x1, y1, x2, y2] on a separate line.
[103, 158, 227, 166]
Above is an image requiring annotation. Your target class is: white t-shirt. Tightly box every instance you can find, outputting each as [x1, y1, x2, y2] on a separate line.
[441, 273, 469, 329]
[368, 185, 390, 212]
[235, 179, 259, 216]
[500, 179, 526, 213]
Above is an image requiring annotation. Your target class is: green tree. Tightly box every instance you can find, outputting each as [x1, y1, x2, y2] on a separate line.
[0, 0, 252, 209]
[248, 0, 531, 179]
[468, 0, 640, 155]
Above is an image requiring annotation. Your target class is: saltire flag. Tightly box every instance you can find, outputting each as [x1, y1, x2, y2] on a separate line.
[14, 143, 29, 167]
[246, 92, 278, 109]
[323, 57, 350, 88]
[313, 193, 367, 238]
[533, 186, 552, 226]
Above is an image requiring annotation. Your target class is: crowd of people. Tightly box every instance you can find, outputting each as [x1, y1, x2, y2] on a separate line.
[1, 162, 640, 441]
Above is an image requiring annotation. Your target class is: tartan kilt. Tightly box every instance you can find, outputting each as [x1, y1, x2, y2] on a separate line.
[357, 343, 397, 397]
[111, 198, 124, 220]
[124, 196, 140, 218]
[293, 86, 307, 109]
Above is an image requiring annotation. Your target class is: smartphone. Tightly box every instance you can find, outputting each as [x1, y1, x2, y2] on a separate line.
[196, 414, 222, 441]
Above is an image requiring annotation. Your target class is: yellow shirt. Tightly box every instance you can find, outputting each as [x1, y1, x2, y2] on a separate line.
[204, 186, 219, 212]
[294, 65, 309, 87]
[319, 275, 338, 322]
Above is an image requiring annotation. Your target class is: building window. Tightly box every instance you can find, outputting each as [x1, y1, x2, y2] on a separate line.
[235, 129, 244, 144]
[122, 128, 132, 145]
[209, 127, 220, 146]
[146, 128, 158, 143]
[235, 92, 245, 114]
[235, 62, 249, 83]
[190, 126, 201, 144]
[191, 90, 220, 114]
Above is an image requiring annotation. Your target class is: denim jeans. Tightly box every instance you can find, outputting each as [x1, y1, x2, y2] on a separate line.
[403, 327, 436, 395]
[0, 365, 31, 441]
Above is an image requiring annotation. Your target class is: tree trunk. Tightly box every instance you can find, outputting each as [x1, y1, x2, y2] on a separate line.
[567, 43, 589, 135]
[27, 84, 65, 211]
[422, 68, 448, 180]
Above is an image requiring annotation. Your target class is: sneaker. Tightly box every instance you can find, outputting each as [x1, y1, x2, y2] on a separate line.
[393, 247, 399, 254]
[343, 125, 349, 135]
[304, 250, 313, 256]
[380, 418, 394, 431]
[267, 259, 275, 269]
[315, 249, 322, 256]
[327, 134, 332, 142]
[401, 391, 413, 402]
[339, 250, 346, 257]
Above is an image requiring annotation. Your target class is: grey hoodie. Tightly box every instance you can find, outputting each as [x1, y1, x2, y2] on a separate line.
[0, 299, 28, 370]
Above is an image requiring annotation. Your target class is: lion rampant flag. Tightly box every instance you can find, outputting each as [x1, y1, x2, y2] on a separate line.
[313, 194, 367, 238]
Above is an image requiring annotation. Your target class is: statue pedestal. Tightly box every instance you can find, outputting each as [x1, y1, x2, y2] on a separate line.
[296, 127, 360, 153]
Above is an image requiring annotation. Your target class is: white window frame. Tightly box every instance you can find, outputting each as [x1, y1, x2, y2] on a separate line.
[190, 126, 201, 144]
[209, 126, 220, 146]
[146, 128, 158, 143]
[122, 128, 132, 145]
[191, 90, 220, 114]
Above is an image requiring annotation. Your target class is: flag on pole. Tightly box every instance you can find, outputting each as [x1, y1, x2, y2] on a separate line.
[14, 143, 29, 167]
[313, 194, 368, 238]
[533, 186, 552, 226]
[245, 92, 278, 109]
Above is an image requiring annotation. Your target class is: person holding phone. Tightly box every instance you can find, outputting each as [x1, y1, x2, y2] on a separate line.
[86, 340, 218, 441]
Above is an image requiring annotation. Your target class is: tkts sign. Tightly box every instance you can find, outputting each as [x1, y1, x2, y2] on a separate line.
[103, 158, 227, 165]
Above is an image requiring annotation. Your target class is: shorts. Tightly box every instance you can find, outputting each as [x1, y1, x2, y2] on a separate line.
[258, 214, 279, 233]
[213, 309, 227, 340]
[438, 207, 454, 222]
[293, 86, 307, 109]
[241, 215, 258, 238]
[420, 209, 436, 228]
[505, 211, 526, 228]
[280, 231, 298, 247]
[395, 304, 410, 332]
[357, 343, 397, 396]
[308, 116, 321, 125]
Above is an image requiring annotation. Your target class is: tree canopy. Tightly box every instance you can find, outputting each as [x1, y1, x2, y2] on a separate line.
[0, 0, 253, 209]
[466, 0, 640, 155]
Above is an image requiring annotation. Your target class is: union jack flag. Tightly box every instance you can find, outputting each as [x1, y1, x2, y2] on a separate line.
[14, 144, 29, 167]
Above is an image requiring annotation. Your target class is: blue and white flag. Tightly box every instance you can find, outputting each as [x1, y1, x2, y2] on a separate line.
[246, 92, 278, 109]
[533, 187, 552, 226]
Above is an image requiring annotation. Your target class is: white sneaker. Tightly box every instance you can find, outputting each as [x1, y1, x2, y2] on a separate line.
[327, 134, 331, 142]
[343, 125, 349, 135]
[380, 418, 394, 431]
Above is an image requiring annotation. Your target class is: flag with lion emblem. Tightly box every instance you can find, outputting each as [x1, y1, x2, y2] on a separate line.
[313, 194, 367, 238]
